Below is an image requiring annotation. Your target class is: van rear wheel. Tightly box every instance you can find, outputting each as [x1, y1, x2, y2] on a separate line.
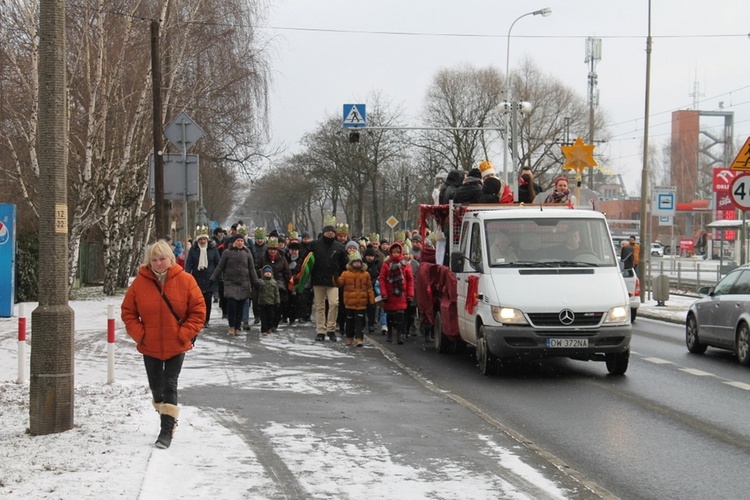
[476, 327, 498, 375]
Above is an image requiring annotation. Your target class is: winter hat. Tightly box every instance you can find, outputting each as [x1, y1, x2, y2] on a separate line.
[420, 246, 436, 264]
[254, 227, 266, 239]
[348, 251, 363, 263]
[269, 229, 279, 238]
[288, 241, 300, 250]
[266, 237, 279, 249]
[262, 265, 273, 275]
[478, 160, 496, 179]
[345, 240, 359, 252]
[364, 246, 378, 258]
[213, 227, 224, 236]
[482, 176, 502, 195]
[554, 177, 570, 188]
[231, 234, 246, 244]
[301, 231, 311, 240]
[322, 225, 336, 234]
[380, 238, 389, 245]
[389, 242, 404, 255]
[466, 168, 482, 180]
[411, 234, 422, 243]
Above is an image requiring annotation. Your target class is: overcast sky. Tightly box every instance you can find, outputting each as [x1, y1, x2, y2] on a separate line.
[262, 0, 750, 195]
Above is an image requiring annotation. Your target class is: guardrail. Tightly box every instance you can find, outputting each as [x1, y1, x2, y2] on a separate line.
[644, 256, 727, 296]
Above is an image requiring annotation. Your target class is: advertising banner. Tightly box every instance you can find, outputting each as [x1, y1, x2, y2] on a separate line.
[0, 204, 17, 317]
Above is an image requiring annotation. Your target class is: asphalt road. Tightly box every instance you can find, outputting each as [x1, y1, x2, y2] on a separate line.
[380, 318, 750, 500]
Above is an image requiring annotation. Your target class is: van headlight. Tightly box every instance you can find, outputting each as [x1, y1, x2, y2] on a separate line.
[604, 305, 629, 324]
[492, 306, 528, 325]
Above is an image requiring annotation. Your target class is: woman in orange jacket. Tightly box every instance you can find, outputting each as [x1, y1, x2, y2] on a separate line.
[121, 240, 206, 449]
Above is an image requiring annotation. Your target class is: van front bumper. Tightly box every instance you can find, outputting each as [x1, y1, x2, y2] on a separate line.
[482, 324, 631, 360]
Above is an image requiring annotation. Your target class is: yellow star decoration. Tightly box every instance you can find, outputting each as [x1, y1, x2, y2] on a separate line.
[561, 137, 598, 175]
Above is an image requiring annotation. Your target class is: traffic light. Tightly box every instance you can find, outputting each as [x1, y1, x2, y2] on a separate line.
[348, 131, 360, 143]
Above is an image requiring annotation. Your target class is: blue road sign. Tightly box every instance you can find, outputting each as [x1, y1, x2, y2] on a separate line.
[0, 204, 16, 317]
[343, 104, 366, 128]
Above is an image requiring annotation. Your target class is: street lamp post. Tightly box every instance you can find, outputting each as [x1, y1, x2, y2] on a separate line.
[503, 7, 551, 194]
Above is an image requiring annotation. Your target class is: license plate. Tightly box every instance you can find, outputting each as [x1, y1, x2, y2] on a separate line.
[546, 338, 588, 348]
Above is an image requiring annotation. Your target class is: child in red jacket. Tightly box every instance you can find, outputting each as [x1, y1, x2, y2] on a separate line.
[377, 242, 414, 344]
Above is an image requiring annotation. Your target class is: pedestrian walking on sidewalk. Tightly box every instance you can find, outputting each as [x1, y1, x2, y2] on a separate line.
[336, 251, 375, 347]
[184, 232, 220, 328]
[121, 240, 206, 449]
[258, 265, 281, 334]
[378, 242, 414, 344]
[210, 233, 259, 336]
[309, 221, 348, 342]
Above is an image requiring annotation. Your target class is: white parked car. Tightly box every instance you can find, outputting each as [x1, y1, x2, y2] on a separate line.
[651, 243, 664, 257]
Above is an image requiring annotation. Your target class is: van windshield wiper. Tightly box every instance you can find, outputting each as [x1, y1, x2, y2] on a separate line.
[504, 261, 556, 268]
[545, 260, 599, 267]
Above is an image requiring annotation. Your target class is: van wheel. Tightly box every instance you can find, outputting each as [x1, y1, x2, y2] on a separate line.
[476, 327, 498, 376]
[686, 314, 707, 354]
[605, 349, 629, 375]
[630, 308, 637, 322]
[736, 322, 750, 366]
[434, 312, 449, 354]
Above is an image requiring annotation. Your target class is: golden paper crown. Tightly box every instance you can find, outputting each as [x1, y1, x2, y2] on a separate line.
[336, 223, 349, 235]
[253, 226, 266, 238]
[323, 215, 337, 227]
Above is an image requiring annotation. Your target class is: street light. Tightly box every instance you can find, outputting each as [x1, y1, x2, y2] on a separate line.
[502, 7, 551, 193]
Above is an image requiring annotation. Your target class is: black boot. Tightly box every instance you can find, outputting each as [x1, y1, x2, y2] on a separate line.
[155, 403, 180, 449]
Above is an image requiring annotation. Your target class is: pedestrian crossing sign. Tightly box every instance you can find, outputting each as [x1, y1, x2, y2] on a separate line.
[343, 104, 366, 128]
[730, 137, 750, 171]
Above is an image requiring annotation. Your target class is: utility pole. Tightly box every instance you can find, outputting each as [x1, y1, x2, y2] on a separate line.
[585, 37, 601, 190]
[30, 0, 75, 435]
[151, 20, 168, 238]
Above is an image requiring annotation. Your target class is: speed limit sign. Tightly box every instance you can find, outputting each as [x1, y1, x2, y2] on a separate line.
[729, 174, 750, 210]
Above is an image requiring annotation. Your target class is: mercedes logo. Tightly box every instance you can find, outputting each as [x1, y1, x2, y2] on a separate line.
[559, 309, 575, 325]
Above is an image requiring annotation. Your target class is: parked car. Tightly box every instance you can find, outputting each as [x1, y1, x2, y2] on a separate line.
[622, 268, 640, 322]
[651, 243, 664, 257]
[686, 264, 750, 365]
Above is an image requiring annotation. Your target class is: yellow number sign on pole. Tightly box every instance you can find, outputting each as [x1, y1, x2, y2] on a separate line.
[561, 137, 598, 206]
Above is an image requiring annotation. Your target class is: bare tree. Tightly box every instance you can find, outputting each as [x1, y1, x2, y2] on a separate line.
[417, 64, 504, 172]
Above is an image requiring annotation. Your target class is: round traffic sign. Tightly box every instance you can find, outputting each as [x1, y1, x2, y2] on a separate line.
[729, 173, 750, 210]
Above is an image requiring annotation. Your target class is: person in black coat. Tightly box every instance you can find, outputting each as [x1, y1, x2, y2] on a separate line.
[309, 224, 348, 341]
[452, 168, 483, 204]
[477, 176, 502, 203]
[438, 169, 465, 205]
[184, 233, 220, 327]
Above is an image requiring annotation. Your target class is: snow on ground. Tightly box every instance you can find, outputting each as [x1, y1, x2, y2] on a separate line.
[0, 290, 696, 499]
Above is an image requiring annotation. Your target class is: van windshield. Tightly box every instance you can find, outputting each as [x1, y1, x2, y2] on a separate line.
[485, 218, 617, 267]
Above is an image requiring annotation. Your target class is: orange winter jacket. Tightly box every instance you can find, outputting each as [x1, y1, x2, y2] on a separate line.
[336, 263, 375, 311]
[121, 264, 206, 360]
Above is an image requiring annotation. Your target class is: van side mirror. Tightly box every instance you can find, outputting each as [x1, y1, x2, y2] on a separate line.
[450, 251, 464, 273]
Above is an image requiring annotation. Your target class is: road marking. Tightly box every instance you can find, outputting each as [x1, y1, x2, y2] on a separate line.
[642, 357, 673, 364]
[724, 381, 750, 391]
[679, 368, 714, 376]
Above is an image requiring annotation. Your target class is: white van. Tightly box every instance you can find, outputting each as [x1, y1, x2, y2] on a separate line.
[447, 206, 632, 375]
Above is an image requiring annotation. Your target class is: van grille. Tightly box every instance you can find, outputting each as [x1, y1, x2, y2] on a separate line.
[527, 312, 603, 327]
